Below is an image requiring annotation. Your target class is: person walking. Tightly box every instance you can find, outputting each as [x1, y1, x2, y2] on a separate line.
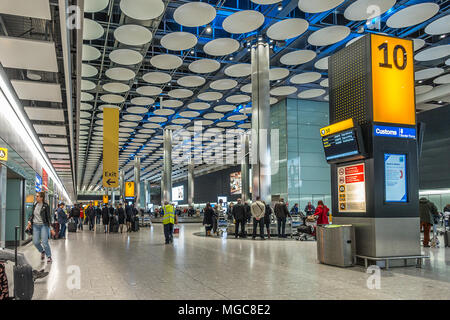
[162, 201, 176, 244]
[26, 192, 53, 263]
[78, 205, 84, 230]
[419, 197, 436, 247]
[57, 203, 68, 239]
[69, 203, 80, 228]
[203, 203, 215, 237]
[117, 203, 126, 233]
[263, 201, 272, 239]
[232, 199, 247, 238]
[95, 205, 102, 225]
[251, 197, 266, 240]
[87, 204, 95, 231]
[101, 204, 110, 233]
[314, 200, 329, 225]
[274, 198, 290, 238]
[125, 203, 133, 232]
[304, 202, 315, 216]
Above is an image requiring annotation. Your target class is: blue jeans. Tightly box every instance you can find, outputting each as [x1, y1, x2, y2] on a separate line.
[163, 223, 174, 243]
[59, 223, 66, 238]
[32, 224, 52, 258]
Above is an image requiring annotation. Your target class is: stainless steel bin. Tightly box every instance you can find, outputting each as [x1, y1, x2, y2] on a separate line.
[317, 224, 356, 267]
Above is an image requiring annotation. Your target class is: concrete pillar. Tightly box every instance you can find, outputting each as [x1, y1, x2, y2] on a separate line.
[250, 40, 271, 204]
[0, 163, 6, 248]
[134, 156, 141, 209]
[144, 180, 149, 210]
[241, 133, 250, 202]
[119, 169, 125, 203]
[162, 129, 172, 203]
[112, 190, 115, 207]
[187, 159, 194, 206]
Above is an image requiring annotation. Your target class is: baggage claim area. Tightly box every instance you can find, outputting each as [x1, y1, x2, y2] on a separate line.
[0, 0, 449, 311]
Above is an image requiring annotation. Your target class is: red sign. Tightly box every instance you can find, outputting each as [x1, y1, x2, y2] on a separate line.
[345, 164, 364, 175]
[345, 174, 365, 184]
[42, 168, 48, 191]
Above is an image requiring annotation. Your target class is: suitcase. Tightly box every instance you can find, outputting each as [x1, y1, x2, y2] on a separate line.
[445, 231, 449, 247]
[51, 223, 60, 239]
[68, 219, 77, 233]
[133, 217, 140, 232]
[13, 226, 34, 300]
[298, 225, 313, 234]
[110, 217, 119, 233]
[173, 224, 180, 235]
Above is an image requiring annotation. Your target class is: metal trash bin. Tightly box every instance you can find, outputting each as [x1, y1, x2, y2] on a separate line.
[317, 224, 356, 267]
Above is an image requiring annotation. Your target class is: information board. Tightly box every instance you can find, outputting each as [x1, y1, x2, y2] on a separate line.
[384, 154, 407, 203]
[337, 162, 366, 213]
[323, 129, 361, 161]
[35, 173, 42, 192]
[230, 172, 241, 195]
[172, 185, 184, 201]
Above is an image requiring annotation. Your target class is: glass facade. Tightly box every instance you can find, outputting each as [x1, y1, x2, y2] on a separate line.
[271, 98, 331, 210]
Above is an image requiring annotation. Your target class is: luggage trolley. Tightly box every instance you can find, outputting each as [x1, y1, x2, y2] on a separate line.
[290, 215, 303, 239]
[294, 215, 317, 241]
[217, 216, 228, 237]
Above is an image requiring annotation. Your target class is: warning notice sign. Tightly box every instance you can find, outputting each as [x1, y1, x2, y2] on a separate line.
[337, 162, 366, 213]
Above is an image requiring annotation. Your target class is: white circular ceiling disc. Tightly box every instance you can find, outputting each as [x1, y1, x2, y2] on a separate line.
[216, 121, 235, 128]
[85, 0, 109, 12]
[224, 64, 252, 77]
[143, 123, 161, 129]
[344, 0, 396, 21]
[120, 0, 165, 20]
[83, 18, 104, 40]
[251, 0, 282, 4]
[270, 68, 290, 81]
[81, 79, 96, 91]
[127, 106, 148, 114]
[425, 15, 450, 35]
[210, 79, 238, 90]
[320, 79, 329, 87]
[214, 105, 236, 112]
[82, 64, 98, 78]
[148, 116, 167, 123]
[415, 68, 444, 81]
[270, 97, 278, 105]
[299, 0, 345, 13]
[203, 113, 225, 120]
[415, 45, 450, 62]
[143, 71, 171, 84]
[154, 109, 175, 116]
[161, 100, 183, 108]
[105, 67, 135, 81]
[226, 95, 251, 104]
[123, 114, 143, 122]
[103, 82, 130, 93]
[81, 92, 94, 102]
[298, 89, 326, 99]
[270, 86, 297, 96]
[415, 85, 433, 95]
[387, 3, 439, 29]
[82, 45, 101, 61]
[160, 32, 198, 51]
[171, 118, 190, 125]
[136, 86, 162, 96]
[150, 54, 183, 70]
[188, 102, 210, 110]
[240, 84, 252, 93]
[189, 59, 221, 74]
[433, 74, 450, 85]
[198, 92, 223, 101]
[267, 18, 309, 40]
[308, 26, 350, 46]
[131, 97, 155, 106]
[222, 10, 265, 34]
[173, 2, 216, 27]
[110, 49, 143, 65]
[290, 72, 321, 85]
[203, 38, 240, 56]
[114, 24, 152, 46]
[177, 76, 205, 87]
[180, 111, 200, 118]
[314, 56, 330, 70]
[228, 114, 247, 121]
[100, 94, 125, 104]
[413, 39, 426, 52]
[280, 50, 316, 65]
[81, 103, 93, 111]
[168, 89, 193, 99]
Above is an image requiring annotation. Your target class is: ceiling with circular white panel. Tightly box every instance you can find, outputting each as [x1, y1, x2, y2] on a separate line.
[77, 0, 449, 190]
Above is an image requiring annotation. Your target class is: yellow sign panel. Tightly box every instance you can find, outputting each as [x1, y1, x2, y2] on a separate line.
[94, 200, 99, 207]
[371, 34, 415, 125]
[125, 181, 135, 198]
[103, 195, 108, 204]
[320, 118, 354, 137]
[102, 107, 119, 188]
[0, 147, 8, 161]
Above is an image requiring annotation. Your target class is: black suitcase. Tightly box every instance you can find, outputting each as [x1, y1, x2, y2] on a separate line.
[110, 216, 119, 233]
[133, 217, 140, 232]
[445, 231, 449, 247]
[68, 219, 77, 232]
[13, 226, 34, 300]
[298, 225, 312, 234]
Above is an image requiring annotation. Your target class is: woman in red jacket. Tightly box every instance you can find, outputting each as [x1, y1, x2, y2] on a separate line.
[314, 200, 329, 225]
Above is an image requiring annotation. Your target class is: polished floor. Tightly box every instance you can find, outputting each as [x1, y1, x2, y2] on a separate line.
[5, 223, 450, 300]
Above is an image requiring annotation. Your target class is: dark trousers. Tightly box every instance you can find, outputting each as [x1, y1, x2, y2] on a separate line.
[421, 222, 431, 246]
[253, 217, 265, 238]
[88, 217, 95, 230]
[59, 223, 66, 238]
[164, 223, 174, 243]
[213, 216, 218, 233]
[277, 217, 286, 237]
[96, 215, 101, 224]
[235, 220, 246, 237]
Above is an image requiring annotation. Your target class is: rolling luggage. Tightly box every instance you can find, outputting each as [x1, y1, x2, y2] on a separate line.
[110, 216, 119, 233]
[51, 223, 60, 239]
[133, 217, 140, 232]
[444, 231, 449, 247]
[13, 226, 34, 300]
[68, 219, 77, 233]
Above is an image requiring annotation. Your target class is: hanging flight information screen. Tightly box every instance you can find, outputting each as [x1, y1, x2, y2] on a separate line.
[322, 129, 364, 162]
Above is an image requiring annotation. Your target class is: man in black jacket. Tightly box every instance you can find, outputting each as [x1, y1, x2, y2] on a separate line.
[86, 204, 95, 231]
[274, 198, 291, 238]
[232, 199, 247, 238]
[101, 204, 110, 233]
[69, 204, 80, 228]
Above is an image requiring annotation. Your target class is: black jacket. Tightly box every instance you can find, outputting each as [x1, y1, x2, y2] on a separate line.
[232, 203, 247, 221]
[203, 208, 215, 226]
[265, 204, 272, 222]
[101, 207, 110, 222]
[274, 202, 290, 219]
[70, 206, 80, 218]
[29, 202, 52, 226]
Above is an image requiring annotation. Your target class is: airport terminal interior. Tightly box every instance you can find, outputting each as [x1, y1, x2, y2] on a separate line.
[0, 0, 449, 301]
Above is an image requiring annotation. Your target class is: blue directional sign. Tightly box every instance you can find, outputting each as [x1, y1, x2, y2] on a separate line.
[374, 125, 416, 139]
[35, 173, 42, 192]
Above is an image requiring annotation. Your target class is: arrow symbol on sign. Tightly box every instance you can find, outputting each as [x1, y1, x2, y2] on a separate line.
[106, 178, 116, 186]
